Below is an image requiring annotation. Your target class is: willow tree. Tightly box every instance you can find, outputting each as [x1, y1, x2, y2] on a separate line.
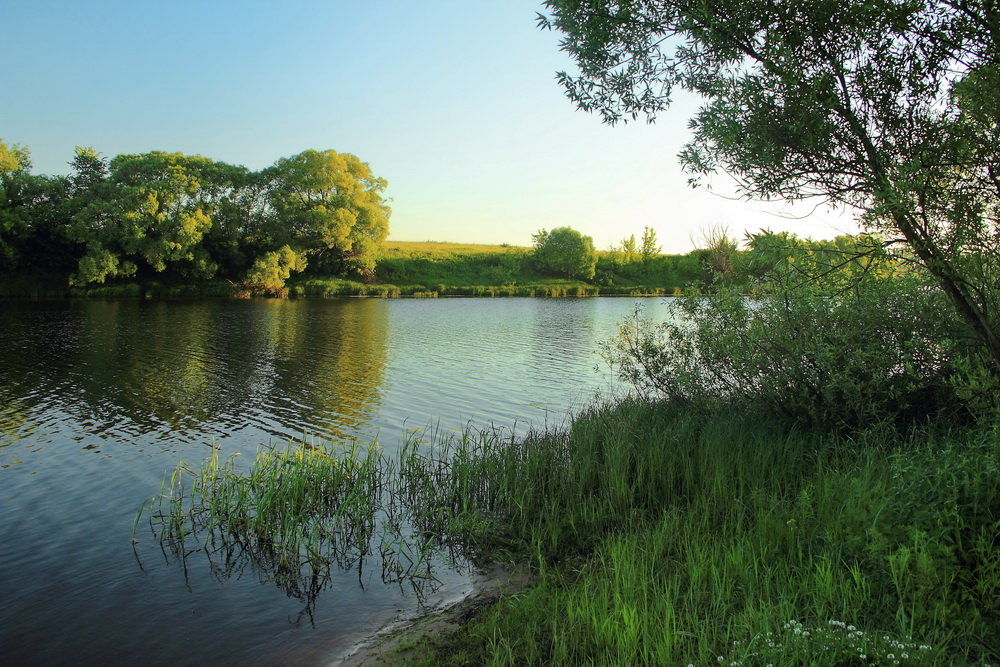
[67, 150, 246, 285]
[263, 149, 390, 281]
[541, 0, 1000, 366]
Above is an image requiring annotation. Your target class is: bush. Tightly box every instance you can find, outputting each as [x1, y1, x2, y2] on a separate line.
[606, 269, 966, 427]
[531, 227, 597, 280]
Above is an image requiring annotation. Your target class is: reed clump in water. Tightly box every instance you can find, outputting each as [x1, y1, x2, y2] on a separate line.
[151, 440, 383, 569]
[139, 435, 477, 621]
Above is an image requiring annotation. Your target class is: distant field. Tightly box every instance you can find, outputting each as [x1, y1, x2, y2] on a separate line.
[381, 241, 530, 258]
[372, 239, 706, 295]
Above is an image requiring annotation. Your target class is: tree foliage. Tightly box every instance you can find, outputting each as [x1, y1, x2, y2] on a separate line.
[640, 225, 660, 258]
[0, 143, 391, 292]
[542, 0, 1000, 367]
[532, 226, 598, 279]
[67, 151, 240, 285]
[608, 240, 964, 427]
[263, 149, 390, 279]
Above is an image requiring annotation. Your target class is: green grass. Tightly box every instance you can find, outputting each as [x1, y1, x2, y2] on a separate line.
[144, 440, 384, 570]
[140, 398, 999, 664]
[397, 400, 998, 665]
[365, 240, 701, 295]
[380, 241, 531, 258]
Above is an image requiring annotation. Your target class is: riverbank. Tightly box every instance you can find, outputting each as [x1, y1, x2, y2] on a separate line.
[339, 563, 533, 665]
[0, 240, 704, 299]
[0, 276, 682, 299]
[341, 398, 998, 665]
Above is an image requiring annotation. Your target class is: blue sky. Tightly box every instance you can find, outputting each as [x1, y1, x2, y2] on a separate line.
[2, 0, 856, 252]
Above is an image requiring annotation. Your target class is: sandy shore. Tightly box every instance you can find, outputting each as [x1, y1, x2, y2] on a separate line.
[335, 563, 532, 665]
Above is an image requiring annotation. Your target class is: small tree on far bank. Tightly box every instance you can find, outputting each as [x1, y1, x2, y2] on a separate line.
[532, 226, 598, 279]
[640, 226, 661, 259]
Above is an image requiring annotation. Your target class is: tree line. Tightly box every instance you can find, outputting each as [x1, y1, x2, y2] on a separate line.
[0, 141, 390, 293]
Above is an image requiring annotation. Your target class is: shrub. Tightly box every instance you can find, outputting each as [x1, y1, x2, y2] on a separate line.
[606, 269, 966, 427]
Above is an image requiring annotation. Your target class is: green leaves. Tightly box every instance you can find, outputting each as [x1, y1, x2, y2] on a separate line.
[532, 226, 598, 279]
[265, 149, 390, 266]
[0, 144, 393, 290]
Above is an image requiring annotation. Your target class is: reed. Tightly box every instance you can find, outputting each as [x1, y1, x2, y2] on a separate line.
[146, 440, 386, 572]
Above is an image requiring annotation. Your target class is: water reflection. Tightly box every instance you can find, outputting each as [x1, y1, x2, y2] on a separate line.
[0, 300, 390, 453]
[263, 299, 389, 438]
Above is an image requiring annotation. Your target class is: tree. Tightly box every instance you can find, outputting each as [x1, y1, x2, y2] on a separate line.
[640, 225, 661, 259]
[263, 149, 390, 280]
[0, 139, 33, 266]
[701, 225, 739, 279]
[532, 226, 598, 279]
[541, 0, 1000, 367]
[243, 245, 308, 295]
[67, 151, 245, 285]
[0, 140, 74, 273]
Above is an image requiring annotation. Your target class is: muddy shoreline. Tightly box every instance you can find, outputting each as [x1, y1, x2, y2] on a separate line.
[335, 563, 532, 665]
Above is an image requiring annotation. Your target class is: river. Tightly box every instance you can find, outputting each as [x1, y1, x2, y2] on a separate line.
[0, 296, 669, 665]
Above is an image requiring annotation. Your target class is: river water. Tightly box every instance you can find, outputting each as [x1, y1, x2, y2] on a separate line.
[0, 296, 668, 665]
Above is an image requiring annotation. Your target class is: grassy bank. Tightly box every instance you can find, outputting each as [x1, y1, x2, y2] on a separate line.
[1, 241, 701, 299]
[396, 399, 998, 664]
[373, 240, 703, 294]
[146, 397, 999, 664]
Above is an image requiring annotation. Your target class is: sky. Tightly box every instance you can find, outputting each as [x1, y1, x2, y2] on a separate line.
[2, 0, 859, 253]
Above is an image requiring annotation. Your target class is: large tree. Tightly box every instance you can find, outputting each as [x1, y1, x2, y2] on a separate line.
[533, 226, 598, 279]
[262, 149, 390, 279]
[541, 0, 1000, 366]
[67, 150, 246, 285]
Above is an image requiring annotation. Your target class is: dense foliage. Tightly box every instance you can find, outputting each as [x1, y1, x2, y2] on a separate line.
[531, 226, 599, 279]
[0, 141, 389, 294]
[609, 232, 968, 427]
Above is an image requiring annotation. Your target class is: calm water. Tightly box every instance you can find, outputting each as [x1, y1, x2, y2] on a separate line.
[0, 297, 668, 665]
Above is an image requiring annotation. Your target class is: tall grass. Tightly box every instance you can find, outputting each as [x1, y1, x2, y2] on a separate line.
[390, 400, 999, 664]
[139, 438, 468, 619]
[140, 399, 999, 663]
[147, 441, 384, 568]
